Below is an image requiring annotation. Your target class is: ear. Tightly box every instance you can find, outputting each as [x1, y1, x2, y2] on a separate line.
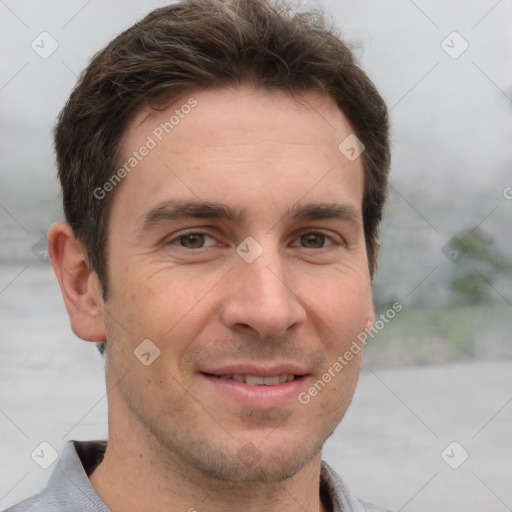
[365, 298, 376, 332]
[48, 222, 106, 342]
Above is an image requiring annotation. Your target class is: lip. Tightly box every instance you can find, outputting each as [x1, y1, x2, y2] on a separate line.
[200, 363, 309, 377]
[199, 362, 310, 410]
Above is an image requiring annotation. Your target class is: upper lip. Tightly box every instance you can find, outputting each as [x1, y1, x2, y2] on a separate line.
[200, 363, 308, 377]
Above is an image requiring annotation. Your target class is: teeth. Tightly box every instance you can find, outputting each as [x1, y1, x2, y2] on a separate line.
[246, 375, 264, 386]
[213, 373, 296, 385]
[263, 375, 280, 385]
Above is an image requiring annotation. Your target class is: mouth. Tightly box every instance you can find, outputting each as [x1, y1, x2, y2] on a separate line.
[201, 372, 299, 386]
[198, 366, 310, 409]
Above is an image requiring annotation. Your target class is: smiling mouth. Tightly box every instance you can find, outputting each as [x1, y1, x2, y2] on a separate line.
[202, 373, 300, 386]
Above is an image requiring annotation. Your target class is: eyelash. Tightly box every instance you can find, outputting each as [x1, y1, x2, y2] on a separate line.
[166, 230, 339, 250]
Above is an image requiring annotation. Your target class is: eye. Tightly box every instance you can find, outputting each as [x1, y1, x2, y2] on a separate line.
[169, 232, 217, 249]
[294, 232, 336, 249]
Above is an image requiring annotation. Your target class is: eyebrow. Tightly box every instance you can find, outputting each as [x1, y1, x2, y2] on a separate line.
[136, 199, 362, 233]
[287, 202, 361, 225]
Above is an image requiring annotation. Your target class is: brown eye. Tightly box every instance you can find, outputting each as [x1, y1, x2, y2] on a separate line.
[168, 232, 218, 250]
[300, 233, 326, 248]
[179, 233, 206, 248]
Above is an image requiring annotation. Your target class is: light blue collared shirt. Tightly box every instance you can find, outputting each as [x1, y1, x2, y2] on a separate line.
[5, 440, 392, 512]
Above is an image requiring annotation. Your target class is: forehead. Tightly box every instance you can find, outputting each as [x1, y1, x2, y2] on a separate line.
[128, 86, 351, 154]
[111, 86, 364, 227]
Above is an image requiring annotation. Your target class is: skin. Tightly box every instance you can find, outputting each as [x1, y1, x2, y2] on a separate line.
[49, 86, 375, 512]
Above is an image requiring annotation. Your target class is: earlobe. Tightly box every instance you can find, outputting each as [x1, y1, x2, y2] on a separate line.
[365, 299, 376, 332]
[48, 222, 107, 342]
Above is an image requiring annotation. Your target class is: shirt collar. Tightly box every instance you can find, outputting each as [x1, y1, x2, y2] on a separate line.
[43, 441, 387, 512]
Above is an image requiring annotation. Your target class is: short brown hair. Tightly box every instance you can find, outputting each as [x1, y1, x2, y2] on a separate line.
[55, 0, 390, 297]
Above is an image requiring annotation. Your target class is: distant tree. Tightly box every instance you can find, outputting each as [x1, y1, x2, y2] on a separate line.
[448, 227, 511, 304]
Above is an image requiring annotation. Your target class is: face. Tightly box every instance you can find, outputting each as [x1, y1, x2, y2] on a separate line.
[101, 86, 375, 483]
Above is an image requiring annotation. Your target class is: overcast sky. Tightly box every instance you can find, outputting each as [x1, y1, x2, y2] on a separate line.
[1, 0, 511, 301]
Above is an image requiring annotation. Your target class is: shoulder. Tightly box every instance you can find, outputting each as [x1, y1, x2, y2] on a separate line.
[353, 497, 394, 512]
[3, 492, 51, 511]
[321, 461, 393, 512]
[3, 440, 108, 512]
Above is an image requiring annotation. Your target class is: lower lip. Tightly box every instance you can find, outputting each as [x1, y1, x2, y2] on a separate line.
[200, 373, 309, 409]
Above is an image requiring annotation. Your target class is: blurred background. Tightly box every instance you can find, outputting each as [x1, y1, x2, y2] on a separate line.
[1, 1, 511, 510]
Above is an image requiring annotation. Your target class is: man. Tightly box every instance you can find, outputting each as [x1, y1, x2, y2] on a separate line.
[7, 0, 391, 510]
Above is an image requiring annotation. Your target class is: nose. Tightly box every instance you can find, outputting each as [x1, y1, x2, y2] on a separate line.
[219, 245, 307, 340]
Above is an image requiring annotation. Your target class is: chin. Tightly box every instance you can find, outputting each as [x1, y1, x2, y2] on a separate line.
[171, 432, 327, 484]
[194, 451, 313, 484]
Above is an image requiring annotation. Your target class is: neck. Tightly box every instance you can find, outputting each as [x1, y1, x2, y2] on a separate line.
[89, 366, 330, 512]
[89, 428, 327, 512]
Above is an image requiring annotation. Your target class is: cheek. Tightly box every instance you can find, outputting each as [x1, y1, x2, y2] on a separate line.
[141, 270, 217, 326]
[107, 267, 219, 360]
[109, 263, 182, 321]
[314, 273, 372, 335]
